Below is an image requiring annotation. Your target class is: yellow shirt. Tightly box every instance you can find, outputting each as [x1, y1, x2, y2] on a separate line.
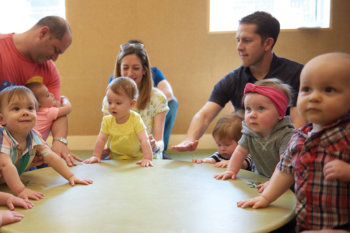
[101, 111, 146, 159]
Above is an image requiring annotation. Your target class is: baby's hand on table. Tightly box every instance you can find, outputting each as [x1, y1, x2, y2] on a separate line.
[0, 210, 24, 226]
[214, 160, 229, 168]
[18, 188, 44, 201]
[68, 176, 93, 186]
[192, 159, 204, 164]
[83, 156, 100, 164]
[237, 195, 270, 209]
[214, 170, 235, 180]
[6, 195, 33, 210]
[136, 159, 153, 167]
[257, 180, 270, 193]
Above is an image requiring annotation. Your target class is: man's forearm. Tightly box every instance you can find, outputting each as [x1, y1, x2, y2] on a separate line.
[51, 115, 68, 138]
[186, 113, 210, 141]
[186, 103, 221, 141]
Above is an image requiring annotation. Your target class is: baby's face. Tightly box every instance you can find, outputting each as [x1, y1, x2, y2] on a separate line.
[214, 136, 238, 158]
[35, 85, 55, 108]
[244, 93, 282, 137]
[297, 53, 350, 129]
[0, 94, 37, 136]
[106, 89, 134, 122]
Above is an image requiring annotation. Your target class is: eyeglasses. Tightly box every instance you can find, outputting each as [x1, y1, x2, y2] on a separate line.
[120, 43, 144, 51]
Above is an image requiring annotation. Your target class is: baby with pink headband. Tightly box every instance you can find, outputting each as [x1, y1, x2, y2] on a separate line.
[214, 78, 294, 182]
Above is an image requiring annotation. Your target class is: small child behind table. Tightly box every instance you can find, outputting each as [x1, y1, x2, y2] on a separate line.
[214, 78, 294, 180]
[0, 86, 92, 201]
[192, 111, 245, 168]
[84, 77, 153, 167]
[238, 52, 350, 232]
[26, 82, 71, 141]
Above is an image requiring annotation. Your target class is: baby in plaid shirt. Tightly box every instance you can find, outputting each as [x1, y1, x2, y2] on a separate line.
[237, 52, 350, 232]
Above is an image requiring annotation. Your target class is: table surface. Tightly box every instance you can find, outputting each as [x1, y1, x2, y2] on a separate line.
[0, 159, 296, 233]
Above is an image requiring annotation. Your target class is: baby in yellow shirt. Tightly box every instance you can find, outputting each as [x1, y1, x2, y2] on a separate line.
[84, 77, 153, 167]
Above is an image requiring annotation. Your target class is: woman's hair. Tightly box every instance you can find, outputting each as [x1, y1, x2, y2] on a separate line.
[212, 110, 244, 142]
[107, 77, 138, 100]
[113, 40, 153, 110]
[0, 86, 38, 112]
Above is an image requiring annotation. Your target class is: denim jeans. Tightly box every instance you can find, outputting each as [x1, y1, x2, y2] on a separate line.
[164, 97, 178, 151]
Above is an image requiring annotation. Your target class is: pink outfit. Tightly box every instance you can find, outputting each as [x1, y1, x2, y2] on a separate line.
[0, 33, 60, 99]
[35, 107, 59, 141]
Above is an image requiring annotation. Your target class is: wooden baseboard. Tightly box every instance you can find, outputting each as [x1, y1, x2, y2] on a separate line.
[47, 134, 217, 150]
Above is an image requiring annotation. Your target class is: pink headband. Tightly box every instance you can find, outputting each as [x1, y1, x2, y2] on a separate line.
[243, 83, 288, 118]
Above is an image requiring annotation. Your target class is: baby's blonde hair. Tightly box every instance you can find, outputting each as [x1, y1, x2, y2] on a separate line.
[107, 77, 139, 100]
[212, 111, 244, 142]
[0, 86, 38, 112]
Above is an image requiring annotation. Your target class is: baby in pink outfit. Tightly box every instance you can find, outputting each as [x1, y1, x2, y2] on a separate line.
[26, 82, 71, 141]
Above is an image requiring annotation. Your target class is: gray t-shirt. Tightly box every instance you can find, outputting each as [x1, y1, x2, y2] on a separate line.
[238, 117, 294, 177]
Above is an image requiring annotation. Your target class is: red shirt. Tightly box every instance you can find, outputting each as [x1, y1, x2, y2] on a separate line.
[0, 33, 60, 99]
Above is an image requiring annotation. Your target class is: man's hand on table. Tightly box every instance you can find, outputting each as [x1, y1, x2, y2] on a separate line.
[171, 139, 199, 152]
[51, 141, 82, 167]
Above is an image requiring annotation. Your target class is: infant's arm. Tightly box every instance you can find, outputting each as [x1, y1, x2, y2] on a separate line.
[257, 161, 281, 193]
[84, 132, 109, 164]
[136, 129, 153, 167]
[237, 170, 294, 209]
[214, 145, 248, 180]
[56, 96, 72, 117]
[43, 149, 93, 185]
[0, 153, 44, 200]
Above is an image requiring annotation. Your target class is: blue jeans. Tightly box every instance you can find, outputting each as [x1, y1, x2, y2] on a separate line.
[164, 97, 178, 151]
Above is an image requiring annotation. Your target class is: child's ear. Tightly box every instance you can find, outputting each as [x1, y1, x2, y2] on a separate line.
[0, 113, 5, 126]
[130, 100, 137, 108]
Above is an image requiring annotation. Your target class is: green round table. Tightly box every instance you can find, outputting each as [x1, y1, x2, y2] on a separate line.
[0, 159, 296, 233]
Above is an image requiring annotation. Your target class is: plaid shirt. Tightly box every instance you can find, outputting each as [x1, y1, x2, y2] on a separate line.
[280, 114, 350, 230]
[0, 127, 48, 175]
